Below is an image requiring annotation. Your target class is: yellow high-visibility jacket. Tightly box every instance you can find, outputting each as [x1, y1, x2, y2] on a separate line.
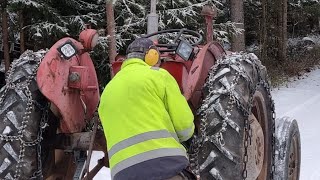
[98, 58, 194, 180]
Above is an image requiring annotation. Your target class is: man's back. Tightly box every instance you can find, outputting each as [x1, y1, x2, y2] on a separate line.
[99, 58, 194, 180]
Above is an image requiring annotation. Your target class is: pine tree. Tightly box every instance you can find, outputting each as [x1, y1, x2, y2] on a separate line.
[7, 0, 104, 50]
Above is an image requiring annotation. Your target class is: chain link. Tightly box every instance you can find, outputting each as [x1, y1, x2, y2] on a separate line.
[237, 57, 255, 180]
[0, 50, 48, 179]
[30, 102, 50, 179]
[188, 53, 276, 180]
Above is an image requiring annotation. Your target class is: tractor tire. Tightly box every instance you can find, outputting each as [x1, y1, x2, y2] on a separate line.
[0, 50, 56, 180]
[274, 117, 301, 180]
[188, 53, 275, 180]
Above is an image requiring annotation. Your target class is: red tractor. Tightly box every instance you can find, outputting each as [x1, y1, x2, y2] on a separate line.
[0, 5, 300, 180]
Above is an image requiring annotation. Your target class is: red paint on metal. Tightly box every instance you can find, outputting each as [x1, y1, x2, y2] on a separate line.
[184, 42, 226, 109]
[37, 37, 100, 133]
[111, 59, 188, 94]
[110, 55, 126, 77]
[115, 55, 126, 62]
[110, 42, 225, 111]
[111, 61, 123, 76]
[68, 66, 89, 89]
[79, 29, 98, 50]
[201, 5, 217, 43]
[160, 61, 187, 93]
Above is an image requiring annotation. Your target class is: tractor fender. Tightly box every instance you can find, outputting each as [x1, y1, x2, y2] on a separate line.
[36, 38, 100, 133]
[184, 41, 225, 109]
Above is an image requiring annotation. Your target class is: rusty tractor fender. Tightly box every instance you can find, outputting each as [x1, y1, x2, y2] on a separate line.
[36, 30, 100, 133]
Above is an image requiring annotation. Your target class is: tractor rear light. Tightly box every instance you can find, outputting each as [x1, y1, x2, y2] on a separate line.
[91, 33, 99, 49]
[176, 40, 193, 61]
[79, 29, 99, 50]
[57, 41, 77, 60]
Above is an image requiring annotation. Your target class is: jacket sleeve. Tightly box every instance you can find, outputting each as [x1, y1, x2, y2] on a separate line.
[163, 71, 194, 142]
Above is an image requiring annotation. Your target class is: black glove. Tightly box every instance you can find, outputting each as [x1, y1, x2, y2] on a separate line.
[181, 137, 193, 150]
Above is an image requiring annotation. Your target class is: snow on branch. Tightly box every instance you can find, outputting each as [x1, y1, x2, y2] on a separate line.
[27, 22, 69, 38]
[213, 21, 244, 44]
[66, 12, 103, 30]
[65, 0, 100, 10]
[9, 0, 43, 8]
[161, 1, 219, 13]
[158, 0, 224, 29]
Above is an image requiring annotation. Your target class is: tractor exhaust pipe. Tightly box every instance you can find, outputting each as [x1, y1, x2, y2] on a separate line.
[147, 0, 159, 42]
[201, 4, 217, 43]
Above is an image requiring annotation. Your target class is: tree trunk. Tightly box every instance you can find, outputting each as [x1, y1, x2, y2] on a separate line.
[1, 3, 10, 72]
[260, 0, 287, 64]
[230, 0, 245, 51]
[19, 10, 26, 53]
[106, 0, 117, 65]
[260, 0, 268, 62]
[278, 0, 287, 62]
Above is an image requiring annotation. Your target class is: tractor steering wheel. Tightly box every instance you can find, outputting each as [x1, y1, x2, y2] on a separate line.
[142, 28, 203, 52]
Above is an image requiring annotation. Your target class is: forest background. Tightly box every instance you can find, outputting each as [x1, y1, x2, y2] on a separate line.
[0, 0, 320, 88]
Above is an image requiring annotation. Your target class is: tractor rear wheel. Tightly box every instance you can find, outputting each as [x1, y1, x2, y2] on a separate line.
[0, 50, 57, 179]
[188, 53, 275, 180]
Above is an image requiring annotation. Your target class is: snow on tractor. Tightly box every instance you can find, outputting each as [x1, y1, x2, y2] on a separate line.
[0, 5, 300, 180]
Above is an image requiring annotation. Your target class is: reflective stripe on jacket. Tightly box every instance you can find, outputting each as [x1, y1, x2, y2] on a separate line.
[98, 58, 194, 179]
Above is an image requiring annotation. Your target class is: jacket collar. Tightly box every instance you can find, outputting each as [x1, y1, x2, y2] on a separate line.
[121, 58, 148, 69]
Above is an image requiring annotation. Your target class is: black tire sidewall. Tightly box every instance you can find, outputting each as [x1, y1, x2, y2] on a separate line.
[275, 118, 301, 180]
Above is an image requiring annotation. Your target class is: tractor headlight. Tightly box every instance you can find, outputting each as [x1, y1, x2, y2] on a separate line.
[58, 41, 77, 60]
[176, 40, 193, 61]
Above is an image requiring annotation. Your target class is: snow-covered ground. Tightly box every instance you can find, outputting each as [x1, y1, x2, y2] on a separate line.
[272, 68, 320, 180]
[89, 151, 111, 179]
[90, 68, 320, 180]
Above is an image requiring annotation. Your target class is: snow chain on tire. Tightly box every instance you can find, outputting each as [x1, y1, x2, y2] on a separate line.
[188, 52, 276, 180]
[0, 50, 49, 180]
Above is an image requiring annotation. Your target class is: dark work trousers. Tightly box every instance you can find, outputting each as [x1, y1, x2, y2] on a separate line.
[166, 169, 197, 180]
